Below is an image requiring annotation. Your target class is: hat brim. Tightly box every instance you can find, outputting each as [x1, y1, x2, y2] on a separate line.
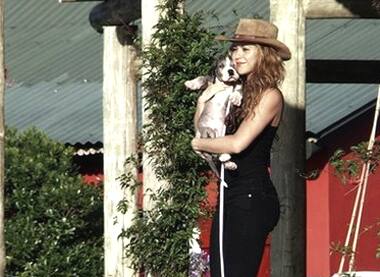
[215, 35, 291, 61]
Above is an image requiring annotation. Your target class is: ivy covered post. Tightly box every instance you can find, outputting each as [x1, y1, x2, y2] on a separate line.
[270, 0, 306, 276]
[141, 0, 163, 213]
[0, 0, 4, 275]
[119, 1, 220, 275]
[103, 26, 138, 277]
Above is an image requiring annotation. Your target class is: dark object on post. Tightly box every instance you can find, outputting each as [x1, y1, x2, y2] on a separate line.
[89, 0, 141, 33]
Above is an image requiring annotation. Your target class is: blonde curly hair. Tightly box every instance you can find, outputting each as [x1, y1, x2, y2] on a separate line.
[226, 44, 285, 132]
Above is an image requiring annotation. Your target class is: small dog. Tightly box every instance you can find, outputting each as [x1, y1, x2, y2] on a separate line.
[185, 55, 242, 176]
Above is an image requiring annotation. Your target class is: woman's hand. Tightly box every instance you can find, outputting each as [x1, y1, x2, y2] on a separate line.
[197, 82, 227, 104]
[191, 138, 200, 152]
[191, 138, 204, 157]
[191, 138, 207, 160]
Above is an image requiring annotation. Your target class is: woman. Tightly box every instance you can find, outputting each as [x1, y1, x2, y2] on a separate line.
[191, 19, 291, 277]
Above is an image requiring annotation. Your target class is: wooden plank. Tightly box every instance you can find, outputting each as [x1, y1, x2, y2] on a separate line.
[270, 0, 306, 276]
[58, 0, 101, 3]
[305, 0, 380, 18]
[103, 26, 138, 277]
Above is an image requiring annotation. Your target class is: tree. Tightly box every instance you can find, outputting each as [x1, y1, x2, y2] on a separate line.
[4, 128, 103, 276]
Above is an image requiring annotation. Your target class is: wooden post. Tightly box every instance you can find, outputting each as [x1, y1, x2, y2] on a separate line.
[270, 1, 306, 276]
[141, 0, 162, 212]
[103, 26, 138, 277]
[0, 1, 4, 276]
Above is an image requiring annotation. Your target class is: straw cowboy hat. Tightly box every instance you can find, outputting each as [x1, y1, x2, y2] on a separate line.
[216, 19, 291, 61]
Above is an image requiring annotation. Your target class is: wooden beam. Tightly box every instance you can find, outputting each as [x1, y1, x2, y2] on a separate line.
[270, 0, 306, 276]
[103, 26, 138, 277]
[58, 0, 101, 3]
[305, 0, 380, 18]
[306, 60, 380, 83]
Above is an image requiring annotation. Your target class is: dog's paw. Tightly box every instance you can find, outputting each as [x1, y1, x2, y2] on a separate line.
[185, 76, 208, 90]
[201, 127, 217, 139]
[229, 91, 243, 106]
[219, 153, 231, 162]
[224, 161, 237, 170]
[185, 80, 199, 90]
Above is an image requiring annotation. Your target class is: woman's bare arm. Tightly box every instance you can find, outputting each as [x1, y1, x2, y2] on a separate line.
[191, 88, 283, 154]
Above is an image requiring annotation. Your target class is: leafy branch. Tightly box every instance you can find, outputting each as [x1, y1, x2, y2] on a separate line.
[117, 1, 223, 276]
[329, 141, 380, 184]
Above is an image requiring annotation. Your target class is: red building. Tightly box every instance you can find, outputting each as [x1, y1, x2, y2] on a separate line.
[307, 106, 380, 276]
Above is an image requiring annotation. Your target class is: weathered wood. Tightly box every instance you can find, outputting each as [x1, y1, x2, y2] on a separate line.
[306, 60, 380, 83]
[0, 1, 5, 275]
[58, 0, 100, 3]
[141, 0, 162, 213]
[305, 0, 380, 18]
[270, 1, 306, 276]
[103, 26, 138, 277]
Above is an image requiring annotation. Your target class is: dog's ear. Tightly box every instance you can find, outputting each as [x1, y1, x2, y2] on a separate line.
[211, 55, 228, 83]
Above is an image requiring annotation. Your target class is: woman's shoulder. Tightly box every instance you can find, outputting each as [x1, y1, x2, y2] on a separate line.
[260, 87, 283, 107]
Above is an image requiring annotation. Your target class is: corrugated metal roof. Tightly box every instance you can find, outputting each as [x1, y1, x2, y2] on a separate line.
[186, 0, 269, 34]
[75, 148, 104, 156]
[4, 0, 380, 146]
[306, 83, 379, 135]
[306, 19, 380, 60]
[188, 1, 380, 60]
[5, 0, 103, 85]
[5, 0, 103, 145]
[5, 81, 103, 145]
[6, 81, 377, 145]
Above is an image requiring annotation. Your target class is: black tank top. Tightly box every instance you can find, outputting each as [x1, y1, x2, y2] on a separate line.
[225, 125, 278, 191]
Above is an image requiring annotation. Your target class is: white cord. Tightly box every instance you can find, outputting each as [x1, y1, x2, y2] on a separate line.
[219, 97, 232, 277]
[338, 85, 380, 273]
[219, 166, 226, 277]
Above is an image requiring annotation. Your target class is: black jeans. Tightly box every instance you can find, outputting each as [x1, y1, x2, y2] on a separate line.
[210, 184, 280, 277]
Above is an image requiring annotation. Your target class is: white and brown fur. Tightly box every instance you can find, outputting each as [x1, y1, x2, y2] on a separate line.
[185, 55, 242, 176]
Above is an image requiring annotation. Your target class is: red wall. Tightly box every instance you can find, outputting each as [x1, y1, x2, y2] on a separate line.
[307, 109, 380, 276]
[307, 154, 331, 277]
[83, 173, 104, 185]
[74, 152, 104, 185]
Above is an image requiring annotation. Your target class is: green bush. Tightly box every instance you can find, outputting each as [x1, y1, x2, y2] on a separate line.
[5, 127, 103, 276]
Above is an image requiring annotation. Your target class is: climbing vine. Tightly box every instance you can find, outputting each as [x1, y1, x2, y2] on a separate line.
[329, 141, 380, 185]
[118, 1, 223, 276]
[329, 140, 380, 260]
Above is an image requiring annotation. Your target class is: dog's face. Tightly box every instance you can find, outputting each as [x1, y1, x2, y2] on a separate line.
[214, 55, 240, 84]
